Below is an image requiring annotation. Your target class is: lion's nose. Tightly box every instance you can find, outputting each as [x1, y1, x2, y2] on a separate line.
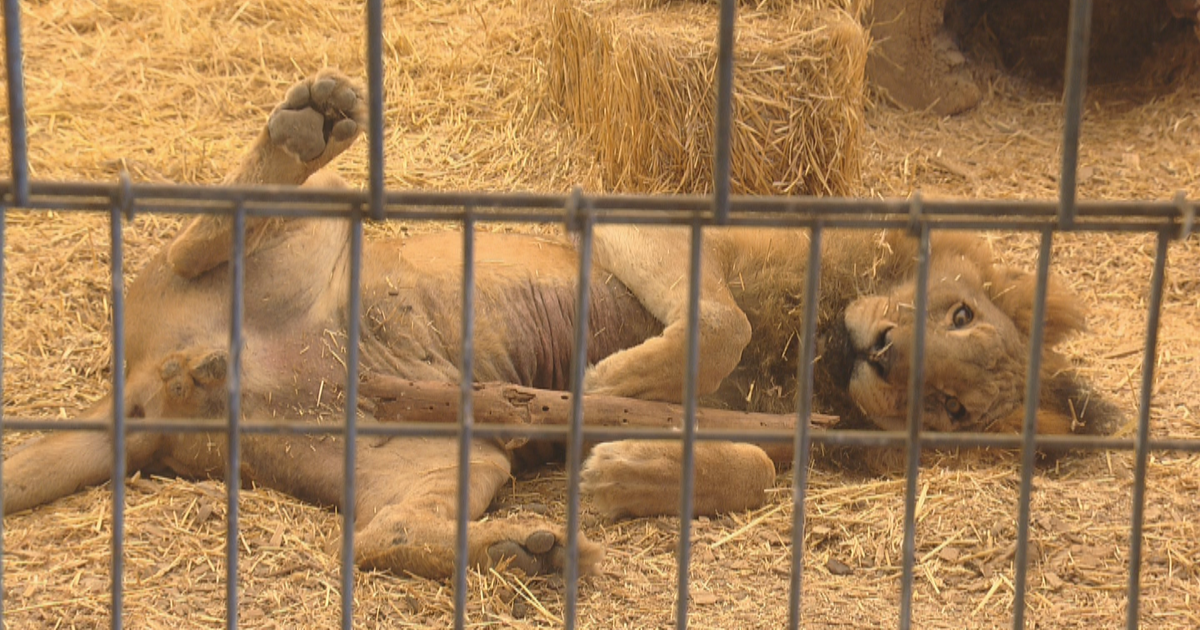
[867, 326, 894, 378]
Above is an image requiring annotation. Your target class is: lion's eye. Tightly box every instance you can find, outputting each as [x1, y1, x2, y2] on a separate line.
[952, 304, 974, 328]
[944, 397, 968, 421]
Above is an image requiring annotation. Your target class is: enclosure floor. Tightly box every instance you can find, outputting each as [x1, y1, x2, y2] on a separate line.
[3, 0, 1199, 628]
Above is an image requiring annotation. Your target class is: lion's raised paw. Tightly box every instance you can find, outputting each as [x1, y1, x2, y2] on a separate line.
[267, 69, 366, 165]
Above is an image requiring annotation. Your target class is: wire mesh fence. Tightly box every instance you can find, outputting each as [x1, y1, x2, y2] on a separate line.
[2, 0, 1197, 629]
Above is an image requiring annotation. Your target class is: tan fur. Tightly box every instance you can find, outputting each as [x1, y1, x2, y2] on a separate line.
[589, 226, 1117, 432]
[3, 71, 636, 579]
[579, 225, 1121, 512]
[4, 70, 1122, 574]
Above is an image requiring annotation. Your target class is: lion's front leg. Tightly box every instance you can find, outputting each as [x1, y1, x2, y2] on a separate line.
[355, 508, 604, 579]
[587, 225, 751, 402]
[353, 440, 603, 579]
[580, 441, 776, 520]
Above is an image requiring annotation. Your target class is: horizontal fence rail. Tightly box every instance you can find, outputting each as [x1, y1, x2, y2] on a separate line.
[3, 417, 1200, 453]
[1, 179, 1193, 222]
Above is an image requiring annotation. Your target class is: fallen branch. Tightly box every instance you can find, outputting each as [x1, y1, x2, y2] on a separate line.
[360, 376, 838, 465]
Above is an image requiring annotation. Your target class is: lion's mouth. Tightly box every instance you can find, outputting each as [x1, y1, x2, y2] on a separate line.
[864, 325, 895, 380]
[845, 319, 896, 384]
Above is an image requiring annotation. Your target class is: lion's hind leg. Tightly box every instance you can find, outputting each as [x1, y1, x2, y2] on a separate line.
[227, 68, 367, 187]
[2, 424, 163, 515]
[168, 69, 366, 278]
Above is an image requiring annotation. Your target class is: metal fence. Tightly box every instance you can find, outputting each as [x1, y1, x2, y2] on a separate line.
[0, 0, 1195, 629]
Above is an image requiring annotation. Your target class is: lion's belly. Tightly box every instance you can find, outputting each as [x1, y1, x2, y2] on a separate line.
[361, 232, 662, 390]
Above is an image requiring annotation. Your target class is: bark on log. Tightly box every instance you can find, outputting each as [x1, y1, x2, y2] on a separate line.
[360, 375, 838, 465]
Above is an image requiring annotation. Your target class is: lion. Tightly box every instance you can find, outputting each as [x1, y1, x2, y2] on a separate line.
[2, 70, 1121, 579]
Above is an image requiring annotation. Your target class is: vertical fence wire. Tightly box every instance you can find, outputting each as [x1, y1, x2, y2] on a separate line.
[107, 196, 128, 630]
[0, 27, 23, 595]
[3, 0, 29, 208]
[787, 224, 824, 630]
[563, 189, 592, 630]
[1125, 230, 1170, 629]
[712, 0, 735, 225]
[1057, 0, 1093, 229]
[454, 207, 477, 630]
[341, 207, 365, 630]
[898, 222, 931, 630]
[366, 0, 385, 222]
[225, 202, 247, 629]
[1011, 230, 1055, 629]
[673, 221, 705, 630]
[0, 200, 6, 626]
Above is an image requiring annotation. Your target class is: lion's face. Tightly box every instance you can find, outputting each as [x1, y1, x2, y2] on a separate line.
[843, 259, 1044, 433]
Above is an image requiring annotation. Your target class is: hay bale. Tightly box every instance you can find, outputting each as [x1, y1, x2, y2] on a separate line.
[537, 0, 868, 196]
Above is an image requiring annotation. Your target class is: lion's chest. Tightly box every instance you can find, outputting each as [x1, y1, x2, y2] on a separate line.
[359, 265, 660, 390]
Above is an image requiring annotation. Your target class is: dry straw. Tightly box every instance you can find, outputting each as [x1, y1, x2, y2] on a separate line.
[5, 0, 1200, 627]
[537, 0, 868, 195]
[636, 0, 869, 14]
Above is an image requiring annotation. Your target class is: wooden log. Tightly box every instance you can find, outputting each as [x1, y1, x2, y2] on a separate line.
[360, 375, 837, 465]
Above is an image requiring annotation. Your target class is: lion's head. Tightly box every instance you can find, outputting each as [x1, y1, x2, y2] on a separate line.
[840, 232, 1119, 435]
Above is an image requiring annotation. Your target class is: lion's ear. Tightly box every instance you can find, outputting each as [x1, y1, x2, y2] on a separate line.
[986, 266, 1086, 346]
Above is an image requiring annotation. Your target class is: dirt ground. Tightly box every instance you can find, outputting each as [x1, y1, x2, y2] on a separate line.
[2, 0, 1198, 628]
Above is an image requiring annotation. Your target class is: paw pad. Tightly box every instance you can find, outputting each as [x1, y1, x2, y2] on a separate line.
[267, 70, 365, 165]
[486, 529, 563, 575]
[524, 530, 557, 555]
[269, 109, 328, 162]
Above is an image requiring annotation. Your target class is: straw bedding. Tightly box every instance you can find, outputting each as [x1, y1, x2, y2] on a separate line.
[538, 0, 867, 195]
[3, 0, 1199, 628]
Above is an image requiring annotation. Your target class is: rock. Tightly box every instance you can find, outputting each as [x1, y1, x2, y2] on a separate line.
[826, 557, 854, 576]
